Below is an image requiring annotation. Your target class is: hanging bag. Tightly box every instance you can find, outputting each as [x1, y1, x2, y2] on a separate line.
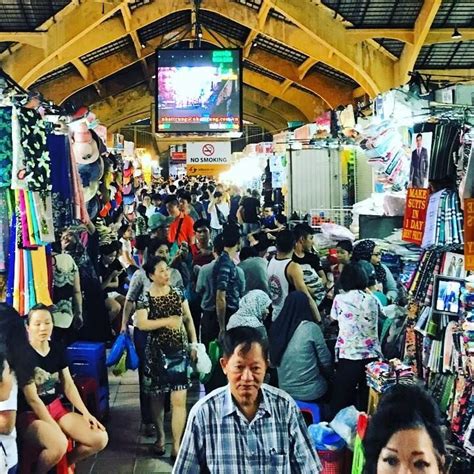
[124, 333, 139, 370]
[216, 205, 227, 226]
[169, 217, 184, 258]
[106, 332, 127, 366]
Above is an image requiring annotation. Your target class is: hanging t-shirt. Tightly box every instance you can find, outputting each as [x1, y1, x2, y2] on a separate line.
[18, 343, 68, 412]
[292, 252, 325, 304]
[0, 375, 18, 469]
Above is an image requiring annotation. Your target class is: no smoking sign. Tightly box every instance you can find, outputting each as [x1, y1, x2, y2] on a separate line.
[202, 144, 215, 156]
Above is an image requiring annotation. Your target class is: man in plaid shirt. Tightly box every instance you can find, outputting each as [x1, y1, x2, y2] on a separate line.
[173, 327, 322, 473]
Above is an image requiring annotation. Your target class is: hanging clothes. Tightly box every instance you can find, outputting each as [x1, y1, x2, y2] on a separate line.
[0, 106, 13, 188]
[17, 107, 52, 192]
[48, 134, 73, 229]
[11, 107, 27, 190]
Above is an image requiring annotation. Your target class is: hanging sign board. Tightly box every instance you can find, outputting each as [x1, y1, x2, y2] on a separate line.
[464, 198, 474, 271]
[402, 188, 430, 245]
[186, 142, 231, 165]
[186, 164, 231, 177]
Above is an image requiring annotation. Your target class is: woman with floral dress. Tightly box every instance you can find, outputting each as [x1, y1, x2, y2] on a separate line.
[135, 255, 197, 458]
[330, 262, 383, 416]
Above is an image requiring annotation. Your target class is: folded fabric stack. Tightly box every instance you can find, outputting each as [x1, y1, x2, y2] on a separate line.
[421, 189, 464, 248]
[366, 360, 415, 393]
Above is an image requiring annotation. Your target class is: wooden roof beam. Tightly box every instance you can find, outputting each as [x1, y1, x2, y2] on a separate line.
[0, 32, 47, 48]
[268, 0, 394, 96]
[395, 0, 442, 88]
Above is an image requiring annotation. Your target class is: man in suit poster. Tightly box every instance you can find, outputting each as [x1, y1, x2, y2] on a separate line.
[409, 132, 431, 188]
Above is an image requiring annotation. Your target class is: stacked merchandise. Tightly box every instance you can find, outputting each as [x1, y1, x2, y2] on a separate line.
[365, 360, 415, 393]
[359, 121, 411, 191]
[421, 188, 464, 248]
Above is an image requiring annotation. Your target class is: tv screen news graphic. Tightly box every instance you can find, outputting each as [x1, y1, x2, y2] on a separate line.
[155, 48, 242, 133]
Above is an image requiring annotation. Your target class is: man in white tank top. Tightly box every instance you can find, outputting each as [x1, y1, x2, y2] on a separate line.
[267, 230, 321, 322]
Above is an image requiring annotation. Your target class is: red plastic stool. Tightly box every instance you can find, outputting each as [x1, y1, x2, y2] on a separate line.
[19, 438, 74, 474]
[74, 376, 100, 418]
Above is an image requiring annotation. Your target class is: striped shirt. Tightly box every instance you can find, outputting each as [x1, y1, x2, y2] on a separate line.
[173, 384, 322, 474]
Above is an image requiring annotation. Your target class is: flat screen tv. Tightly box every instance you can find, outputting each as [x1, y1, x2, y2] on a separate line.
[155, 48, 242, 133]
[432, 275, 465, 316]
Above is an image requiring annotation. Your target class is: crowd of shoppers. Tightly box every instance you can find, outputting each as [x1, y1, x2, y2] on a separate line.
[0, 174, 441, 473]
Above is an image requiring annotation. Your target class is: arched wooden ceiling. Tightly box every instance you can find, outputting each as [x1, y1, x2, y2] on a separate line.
[1, 0, 472, 132]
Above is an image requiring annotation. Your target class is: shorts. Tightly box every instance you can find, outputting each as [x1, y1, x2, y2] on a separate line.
[17, 398, 69, 432]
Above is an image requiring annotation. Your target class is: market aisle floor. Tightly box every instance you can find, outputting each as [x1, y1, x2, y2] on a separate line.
[76, 370, 201, 474]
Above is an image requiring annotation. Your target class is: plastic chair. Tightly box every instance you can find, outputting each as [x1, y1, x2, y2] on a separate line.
[19, 438, 74, 474]
[295, 400, 321, 425]
[75, 376, 100, 417]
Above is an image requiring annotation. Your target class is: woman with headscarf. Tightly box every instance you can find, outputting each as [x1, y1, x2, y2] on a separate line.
[226, 290, 271, 340]
[269, 292, 333, 403]
[352, 239, 398, 303]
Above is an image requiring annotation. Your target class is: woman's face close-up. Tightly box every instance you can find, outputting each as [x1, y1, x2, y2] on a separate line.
[371, 246, 382, 266]
[27, 309, 54, 344]
[377, 428, 443, 474]
[150, 261, 170, 286]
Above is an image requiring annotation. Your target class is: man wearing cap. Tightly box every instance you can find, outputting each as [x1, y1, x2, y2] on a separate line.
[148, 213, 173, 243]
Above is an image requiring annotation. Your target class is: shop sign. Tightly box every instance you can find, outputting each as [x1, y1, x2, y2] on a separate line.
[186, 142, 231, 165]
[402, 188, 430, 245]
[464, 198, 474, 271]
[186, 163, 231, 177]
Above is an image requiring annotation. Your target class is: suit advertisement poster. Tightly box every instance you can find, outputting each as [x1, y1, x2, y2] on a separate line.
[409, 132, 432, 189]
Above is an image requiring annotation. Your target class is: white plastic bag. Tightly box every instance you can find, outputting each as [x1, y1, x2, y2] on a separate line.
[195, 343, 212, 375]
[329, 405, 360, 450]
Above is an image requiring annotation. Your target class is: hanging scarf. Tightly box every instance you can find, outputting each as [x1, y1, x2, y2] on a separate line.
[269, 291, 314, 366]
[352, 239, 387, 284]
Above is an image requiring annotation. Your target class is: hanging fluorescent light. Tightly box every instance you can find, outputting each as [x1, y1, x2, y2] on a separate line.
[451, 27, 462, 40]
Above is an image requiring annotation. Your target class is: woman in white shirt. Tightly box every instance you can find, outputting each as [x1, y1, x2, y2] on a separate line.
[118, 224, 138, 276]
[208, 191, 230, 241]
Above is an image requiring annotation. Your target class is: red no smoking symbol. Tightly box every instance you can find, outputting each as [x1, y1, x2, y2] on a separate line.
[202, 144, 215, 156]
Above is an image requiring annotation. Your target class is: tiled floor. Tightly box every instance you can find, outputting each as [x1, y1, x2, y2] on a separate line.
[76, 370, 201, 474]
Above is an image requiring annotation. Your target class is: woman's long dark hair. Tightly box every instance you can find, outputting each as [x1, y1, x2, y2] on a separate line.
[363, 384, 446, 473]
[0, 304, 35, 387]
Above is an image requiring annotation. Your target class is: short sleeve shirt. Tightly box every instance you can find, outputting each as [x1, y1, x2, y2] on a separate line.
[213, 251, 241, 311]
[169, 213, 195, 245]
[0, 376, 18, 469]
[331, 290, 382, 361]
[18, 343, 68, 412]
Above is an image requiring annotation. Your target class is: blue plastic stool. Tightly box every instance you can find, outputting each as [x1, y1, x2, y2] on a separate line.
[295, 400, 321, 424]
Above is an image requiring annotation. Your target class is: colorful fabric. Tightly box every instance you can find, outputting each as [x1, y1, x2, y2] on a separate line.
[48, 134, 73, 229]
[0, 107, 13, 188]
[10, 107, 27, 190]
[17, 107, 51, 192]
